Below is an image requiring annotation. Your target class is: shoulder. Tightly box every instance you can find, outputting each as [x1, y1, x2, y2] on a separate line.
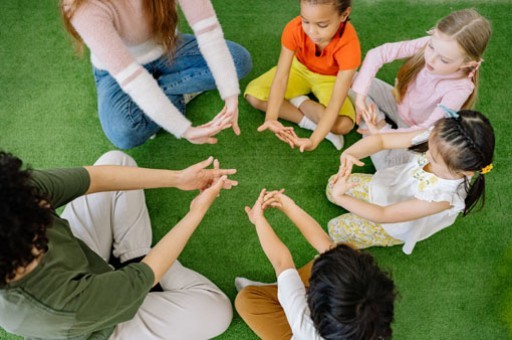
[283, 16, 303, 34]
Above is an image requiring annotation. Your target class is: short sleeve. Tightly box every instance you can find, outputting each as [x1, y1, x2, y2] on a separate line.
[31, 168, 90, 209]
[414, 186, 466, 215]
[281, 18, 299, 51]
[333, 22, 361, 71]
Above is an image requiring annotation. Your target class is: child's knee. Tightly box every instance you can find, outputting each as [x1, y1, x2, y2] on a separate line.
[234, 287, 257, 318]
[331, 116, 355, 135]
[245, 94, 267, 111]
[325, 175, 338, 202]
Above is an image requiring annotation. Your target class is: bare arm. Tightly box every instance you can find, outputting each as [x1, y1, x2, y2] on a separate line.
[264, 46, 295, 121]
[245, 190, 295, 277]
[142, 176, 228, 285]
[263, 191, 333, 253]
[84, 157, 237, 194]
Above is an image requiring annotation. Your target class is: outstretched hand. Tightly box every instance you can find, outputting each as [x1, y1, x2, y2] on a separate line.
[220, 95, 241, 136]
[189, 175, 228, 213]
[357, 103, 385, 136]
[183, 109, 233, 144]
[331, 168, 358, 198]
[257, 120, 298, 148]
[334, 153, 364, 184]
[261, 189, 294, 210]
[244, 188, 268, 225]
[177, 156, 237, 191]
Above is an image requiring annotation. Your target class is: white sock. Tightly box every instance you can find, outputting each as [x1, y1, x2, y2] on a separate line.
[298, 116, 344, 150]
[183, 91, 203, 104]
[235, 277, 275, 292]
[289, 95, 309, 109]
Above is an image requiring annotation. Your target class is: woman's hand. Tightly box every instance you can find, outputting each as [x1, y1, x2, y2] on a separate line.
[176, 157, 237, 191]
[221, 95, 241, 136]
[183, 110, 232, 144]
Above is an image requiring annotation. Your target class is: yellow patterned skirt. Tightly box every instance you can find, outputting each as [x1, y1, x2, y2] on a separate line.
[326, 174, 403, 249]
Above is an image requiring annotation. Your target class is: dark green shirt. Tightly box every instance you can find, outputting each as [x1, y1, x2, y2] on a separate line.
[0, 168, 154, 339]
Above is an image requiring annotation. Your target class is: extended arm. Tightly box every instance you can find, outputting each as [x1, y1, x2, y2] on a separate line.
[245, 190, 294, 277]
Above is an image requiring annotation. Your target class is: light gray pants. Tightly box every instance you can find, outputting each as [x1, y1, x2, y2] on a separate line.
[349, 78, 414, 170]
[61, 151, 232, 340]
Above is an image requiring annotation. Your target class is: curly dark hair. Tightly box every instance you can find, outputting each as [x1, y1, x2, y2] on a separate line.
[0, 151, 53, 287]
[307, 244, 396, 339]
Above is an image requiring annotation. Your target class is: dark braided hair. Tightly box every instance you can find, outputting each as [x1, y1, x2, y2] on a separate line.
[0, 151, 53, 287]
[307, 244, 396, 339]
[409, 110, 494, 215]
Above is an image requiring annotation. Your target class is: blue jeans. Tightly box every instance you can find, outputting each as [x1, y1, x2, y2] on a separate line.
[93, 34, 252, 149]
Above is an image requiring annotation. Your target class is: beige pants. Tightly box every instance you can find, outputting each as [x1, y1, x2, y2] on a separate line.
[235, 261, 314, 340]
[62, 151, 232, 339]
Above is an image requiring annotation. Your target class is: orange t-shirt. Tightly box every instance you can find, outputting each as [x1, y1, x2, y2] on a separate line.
[281, 16, 361, 76]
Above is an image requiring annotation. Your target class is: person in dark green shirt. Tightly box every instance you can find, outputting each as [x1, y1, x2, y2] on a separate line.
[0, 150, 237, 339]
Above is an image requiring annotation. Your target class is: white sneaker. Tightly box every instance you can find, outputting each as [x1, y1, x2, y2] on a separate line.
[183, 91, 203, 104]
[235, 277, 274, 291]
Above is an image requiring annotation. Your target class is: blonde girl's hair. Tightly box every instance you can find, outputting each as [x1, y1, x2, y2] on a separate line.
[60, 0, 179, 56]
[394, 9, 491, 109]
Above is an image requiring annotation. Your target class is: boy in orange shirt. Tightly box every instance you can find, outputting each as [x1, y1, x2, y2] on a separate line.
[246, 0, 360, 151]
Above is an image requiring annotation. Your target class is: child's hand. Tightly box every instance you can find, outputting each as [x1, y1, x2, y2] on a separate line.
[293, 137, 316, 153]
[334, 152, 364, 184]
[244, 189, 268, 225]
[258, 120, 298, 148]
[331, 170, 358, 198]
[355, 94, 369, 125]
[357, 104, 387, 136]
[189, 175, 228, 214]
[261, 189, 294, 211]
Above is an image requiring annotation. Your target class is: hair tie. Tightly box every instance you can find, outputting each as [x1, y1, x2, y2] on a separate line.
[438, 104, 459, 119]
[468, 59, 484, 79]
[480, 163, 493, 175]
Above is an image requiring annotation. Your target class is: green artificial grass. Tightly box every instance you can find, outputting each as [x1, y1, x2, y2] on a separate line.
[1, 0, 512, 339]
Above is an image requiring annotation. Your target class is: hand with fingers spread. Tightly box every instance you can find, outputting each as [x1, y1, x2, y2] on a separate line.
[189, 175, 229, 214]
[334, 152, 364, 184]
[355, 94, 369, 125]
[220, 95, 241, 136]
[183, 110, 233, 144]
[261, 189, 295, 211]
[176, 156, 237, 191]
[357, 103, 386, 136]
[331, 169, 359, 199]
[258, 120, 298, 148]
[244, 188, 268, 225]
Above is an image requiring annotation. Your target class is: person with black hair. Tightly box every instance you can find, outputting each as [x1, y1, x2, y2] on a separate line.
[236, 189, 396, 339]
[0, 150, 237, 339]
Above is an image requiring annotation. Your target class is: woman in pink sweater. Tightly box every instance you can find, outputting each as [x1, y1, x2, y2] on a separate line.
[351, 9, 490, 170]
[61, 0, 252, 149]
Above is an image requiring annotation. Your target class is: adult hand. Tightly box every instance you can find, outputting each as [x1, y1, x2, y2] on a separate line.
[176, 157, 237, 191]
[257, 120, 298, 148]
[244, 189, 267, 225]
[189, 175, 228, 214]
[219, 95, 240, 135]
[355, 94, 369, 125]
[182, 110, 232, 144]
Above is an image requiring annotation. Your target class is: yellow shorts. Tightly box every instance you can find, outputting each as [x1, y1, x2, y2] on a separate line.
[244, 58, 355, 121]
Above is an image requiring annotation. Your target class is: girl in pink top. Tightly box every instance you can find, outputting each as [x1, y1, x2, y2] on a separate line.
[351, 9, 491, 170]
[61, 0, 252, 149]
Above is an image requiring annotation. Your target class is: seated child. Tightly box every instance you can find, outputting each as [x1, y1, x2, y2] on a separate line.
[236, 189, 396, 339]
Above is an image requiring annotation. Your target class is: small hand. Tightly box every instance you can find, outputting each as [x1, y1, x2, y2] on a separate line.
[293, 137, 316, 153]
[183, 110, 232, 144]
[189, 175, 228, 213]
[331, 169, 358, 198]
[244, 188, 267, 225]
[357, 103, 386, 136]
[334, 153, 364, 184]
[261, 189, 294, 211]
[355, 94, 369, 125]
[177, 157, 237, 191]
[258, 120, 298, 148]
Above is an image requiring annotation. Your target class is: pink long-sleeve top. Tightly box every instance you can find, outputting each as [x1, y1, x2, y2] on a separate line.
[67, 0, 240, 138]
[352, 37, 474, 132]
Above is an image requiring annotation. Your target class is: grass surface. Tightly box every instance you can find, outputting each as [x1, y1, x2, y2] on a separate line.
[1, 0, 512, 339]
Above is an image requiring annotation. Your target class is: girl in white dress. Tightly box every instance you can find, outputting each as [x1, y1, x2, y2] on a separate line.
[326, 108, 494, 254]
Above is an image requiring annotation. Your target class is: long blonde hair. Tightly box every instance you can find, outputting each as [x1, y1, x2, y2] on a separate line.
[394, 9, 491, 109]
[60, 0, 179, 56]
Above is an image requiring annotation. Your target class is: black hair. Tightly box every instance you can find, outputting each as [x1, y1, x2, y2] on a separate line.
[0, 151, 52, 287]
[301, 0, 352, 16]
[307, 244, 396, 339]
[409, 110, 494, 215]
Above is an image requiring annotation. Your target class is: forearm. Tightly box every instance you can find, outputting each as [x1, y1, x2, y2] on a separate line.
[343, 134, 385, 160]
[254, 217, 294, 276]
[281, 203, 333, 253]
[84, 166, 180, 194]
[142, 208, 206, 285]
[265, 76, 288, 121]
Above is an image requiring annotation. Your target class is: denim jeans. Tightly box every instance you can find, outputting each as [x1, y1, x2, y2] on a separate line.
[93, 34, 252, 149]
